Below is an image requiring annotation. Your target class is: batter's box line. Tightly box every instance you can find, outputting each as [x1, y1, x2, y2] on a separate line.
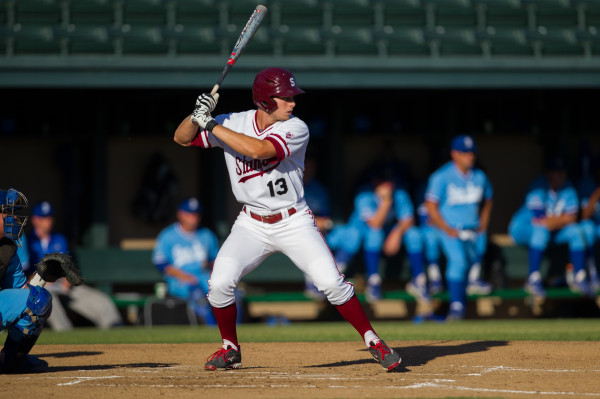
[457, 365, 600, 375]
[393, 382, 600, 397]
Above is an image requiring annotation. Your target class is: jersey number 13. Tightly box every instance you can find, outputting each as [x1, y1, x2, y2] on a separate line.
[267, 178, 288, 197]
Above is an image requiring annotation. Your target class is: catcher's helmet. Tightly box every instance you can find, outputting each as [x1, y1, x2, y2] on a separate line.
[0, 188, 29, 246]
[252, 67, 305, 112]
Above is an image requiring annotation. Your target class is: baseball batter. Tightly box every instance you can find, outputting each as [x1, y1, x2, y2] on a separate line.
[173, 67, 401, 372]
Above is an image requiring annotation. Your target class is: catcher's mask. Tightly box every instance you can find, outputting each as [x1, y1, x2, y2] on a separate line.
[0, 188, 29, 246]
[252, 67, 305, 112]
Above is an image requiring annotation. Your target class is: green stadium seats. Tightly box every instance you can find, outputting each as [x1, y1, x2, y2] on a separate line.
[320, 26, 376, 56]
[474, 26, 532, 56]
[108, 24, 167, 55]
[268, 25, 324, 56]
[424, 26, 481, 56]
[371, 26, 429, 56]
[53, 24, 113, 55]
[1, 23, 59, 54]
[525, 27, 583, 56]
[162, 24, 219, 55]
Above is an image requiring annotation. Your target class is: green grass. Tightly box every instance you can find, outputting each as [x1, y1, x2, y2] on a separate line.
[29, 319, 600, 345]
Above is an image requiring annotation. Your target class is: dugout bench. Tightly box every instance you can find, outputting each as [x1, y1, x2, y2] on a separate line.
[72, 237, 600, 323]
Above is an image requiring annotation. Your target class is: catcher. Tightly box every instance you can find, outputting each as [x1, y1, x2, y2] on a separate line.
[0, 188, 82, 373]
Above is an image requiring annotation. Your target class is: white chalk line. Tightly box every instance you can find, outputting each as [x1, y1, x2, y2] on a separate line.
[44, 364, 600, 396]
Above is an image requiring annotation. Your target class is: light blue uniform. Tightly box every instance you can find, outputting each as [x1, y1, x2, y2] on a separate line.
[425, 161, 492, 305]
[509, 177, 586, 277]
[153, 223, 219, 301]
[578, 176, 600, 248]
[578, 176, 600, 289]
[0, 243, 52, 363]
[333, 185, 424, 282]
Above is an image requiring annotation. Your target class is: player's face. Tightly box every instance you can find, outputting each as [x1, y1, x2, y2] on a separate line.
[31, 215, 53, 237]
[451, 150, 476, 173]
[270, 96, 296, 121]
[547, 170, 567, 191]
[177, 210, 200, 232]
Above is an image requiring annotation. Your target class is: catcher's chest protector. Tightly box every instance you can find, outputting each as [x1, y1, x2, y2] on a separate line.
[0, 237, 17, 281]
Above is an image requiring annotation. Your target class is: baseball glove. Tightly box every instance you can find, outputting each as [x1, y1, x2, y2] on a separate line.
[35, 252, 83, 286]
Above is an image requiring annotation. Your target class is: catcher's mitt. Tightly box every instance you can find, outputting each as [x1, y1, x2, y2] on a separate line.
[35, 252, 83, 286]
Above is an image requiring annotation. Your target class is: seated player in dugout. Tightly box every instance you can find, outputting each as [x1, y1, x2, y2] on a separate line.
[173, 67, 402, 372]
[509, 155, 594, 299]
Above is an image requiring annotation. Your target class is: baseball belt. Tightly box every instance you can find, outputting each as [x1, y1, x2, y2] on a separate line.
[244, 206, 297, 224]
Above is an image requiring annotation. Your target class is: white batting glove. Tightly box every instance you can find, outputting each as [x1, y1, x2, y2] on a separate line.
[191, 93, 220, 131]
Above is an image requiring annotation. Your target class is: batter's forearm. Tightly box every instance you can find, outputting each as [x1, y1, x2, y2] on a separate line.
[174, 115, 199, 146]
[211, 124, 276, 159]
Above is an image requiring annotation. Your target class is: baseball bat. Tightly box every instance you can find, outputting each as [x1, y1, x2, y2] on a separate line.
[210, 4, 268, 95]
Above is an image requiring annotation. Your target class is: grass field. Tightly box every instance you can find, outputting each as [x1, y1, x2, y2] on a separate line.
[32, 318, 600, 345]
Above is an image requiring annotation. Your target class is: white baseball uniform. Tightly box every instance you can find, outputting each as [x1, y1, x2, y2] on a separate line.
[190, 110, 354, 308]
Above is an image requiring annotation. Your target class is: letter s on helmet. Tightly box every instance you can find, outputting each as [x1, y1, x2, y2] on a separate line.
[252, 67, 305, 112]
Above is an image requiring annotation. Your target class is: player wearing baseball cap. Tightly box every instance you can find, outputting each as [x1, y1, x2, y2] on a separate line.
[425, 135, 494, 320]
[174, 67, 401, 372]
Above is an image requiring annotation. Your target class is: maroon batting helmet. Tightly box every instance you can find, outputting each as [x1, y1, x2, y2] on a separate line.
[252, 67, 305, 112]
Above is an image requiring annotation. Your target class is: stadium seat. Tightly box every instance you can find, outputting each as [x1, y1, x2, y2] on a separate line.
[525, 27, 583, 57]
[108, 24, 167, 55]
[474, 26, 532, 56]
[2, 23, 59, 55]
[162, 24, 219, 55]
[424, 26, 481, 56]
[268, 25, 325, 56]
[371, 26, 429, 56]
[53, 24, 113, 55]
[320, 26, 377, 56]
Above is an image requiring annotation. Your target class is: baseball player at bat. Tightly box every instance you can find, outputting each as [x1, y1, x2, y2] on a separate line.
[174, 67, 401, 372]
[425, 135, 493, 321]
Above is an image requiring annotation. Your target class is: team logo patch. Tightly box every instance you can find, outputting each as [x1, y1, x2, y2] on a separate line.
[286, 132, 293, 139]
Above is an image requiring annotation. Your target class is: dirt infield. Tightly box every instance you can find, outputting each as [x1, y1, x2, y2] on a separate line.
[2, 341, 599, 398]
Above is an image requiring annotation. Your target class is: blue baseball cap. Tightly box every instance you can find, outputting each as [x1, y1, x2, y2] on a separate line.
[32, 201, 54, 217]
[451, 135, 477, 153]
[178, 197, 202, 214]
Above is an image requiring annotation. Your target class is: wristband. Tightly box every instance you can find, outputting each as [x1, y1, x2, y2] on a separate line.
[205, 119, 219, 133]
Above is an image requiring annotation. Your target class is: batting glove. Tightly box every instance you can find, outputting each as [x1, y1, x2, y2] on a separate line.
[191, 93, 220, 132]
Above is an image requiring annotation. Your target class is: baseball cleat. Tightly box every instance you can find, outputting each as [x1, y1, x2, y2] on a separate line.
[204, 345, 242, 371]
[0, 353, 48, 374]
[524, 280, 546, 299]
[368, 340, 401, 372]
[466, 279, 493, 296]
[406, 278, 431, 302]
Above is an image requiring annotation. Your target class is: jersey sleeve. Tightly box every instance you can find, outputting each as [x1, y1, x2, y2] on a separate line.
[563, 187, 579, 214]
[189, 113, 230, 149]
[525, 188, 545, 212]
[425, 171, 444, 204]
[355, 192, 377, 222]
[394, 189, 414, 221]
[264, 117, 309, 161]
[483, 173, 493, 200]
[152, 230, 172, 268]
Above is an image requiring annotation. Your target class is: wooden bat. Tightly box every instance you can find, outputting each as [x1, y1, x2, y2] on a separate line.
[210, 5, 268, 95]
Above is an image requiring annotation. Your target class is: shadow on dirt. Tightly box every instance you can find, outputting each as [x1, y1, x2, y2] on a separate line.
[37, 351, 104, 358]
[306, 340, 508, 372]
[398, 340, 508, 368]
[46, 362, 176, 373]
